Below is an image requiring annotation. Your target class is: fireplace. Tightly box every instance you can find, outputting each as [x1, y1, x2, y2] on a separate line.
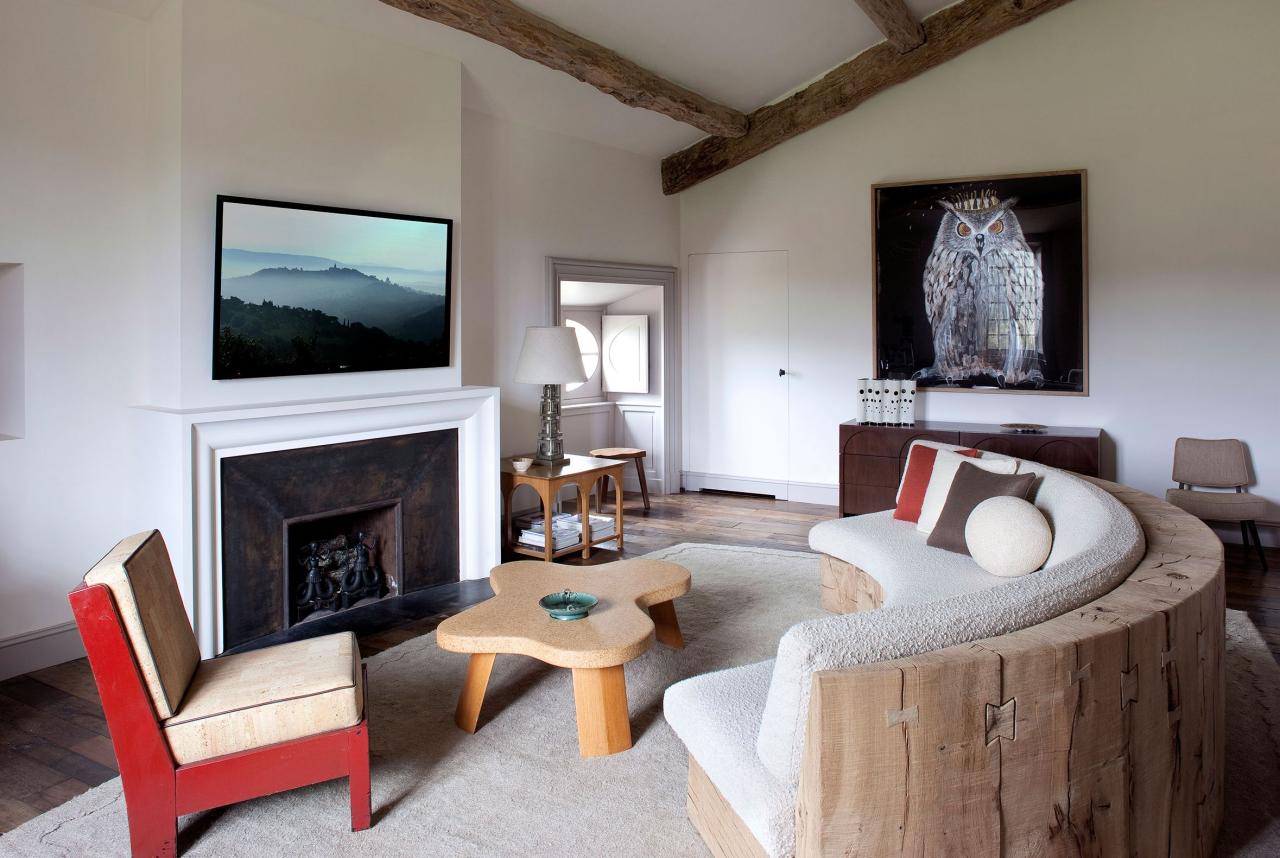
[285, 500, 400, 625]
[220, 429, 459, 649]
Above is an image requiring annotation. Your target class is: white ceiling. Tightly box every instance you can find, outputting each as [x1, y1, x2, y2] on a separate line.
[561, 281, 656, 307]
[517, 0, 954, 112]
[85, 0, 956, 158]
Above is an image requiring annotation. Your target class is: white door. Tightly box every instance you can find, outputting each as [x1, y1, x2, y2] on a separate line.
[601, 314, 650, 394]
[685, 251, 789, 490]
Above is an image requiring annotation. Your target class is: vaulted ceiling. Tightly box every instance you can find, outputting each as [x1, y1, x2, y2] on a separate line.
[250, 0, 956, 159]
[500, 0, 957, 115]
[97, 0, 1071, 191]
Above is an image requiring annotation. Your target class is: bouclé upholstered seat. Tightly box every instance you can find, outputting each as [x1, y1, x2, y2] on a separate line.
[665, 445, 1161, 857]
[70, 530, 371, 857]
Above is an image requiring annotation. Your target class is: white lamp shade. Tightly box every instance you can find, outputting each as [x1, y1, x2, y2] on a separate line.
[514, 326, 588, 385]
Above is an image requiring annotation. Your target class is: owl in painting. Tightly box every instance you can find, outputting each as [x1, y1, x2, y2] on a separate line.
[918, 191, 1044, 385]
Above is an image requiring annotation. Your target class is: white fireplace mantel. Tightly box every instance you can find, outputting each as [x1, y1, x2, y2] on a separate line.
[132, 386, 500, 656]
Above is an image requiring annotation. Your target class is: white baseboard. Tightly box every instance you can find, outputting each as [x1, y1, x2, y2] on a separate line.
[0, 620, 85, 681]
[785, 481, 840, 506]
[681, 471, 838, 506]
[682, 471, 787, 498]
[620, 475, 664, 496]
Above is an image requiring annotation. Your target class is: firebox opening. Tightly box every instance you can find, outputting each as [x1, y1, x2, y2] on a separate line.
[283, 500, 402, 627]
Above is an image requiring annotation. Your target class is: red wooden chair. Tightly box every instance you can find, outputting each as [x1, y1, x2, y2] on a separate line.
[68, 530, 371, 857]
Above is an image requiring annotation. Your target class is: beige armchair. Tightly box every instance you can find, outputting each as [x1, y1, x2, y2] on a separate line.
[70, 531, 371, 856]
[1166, 437, 1268, 570]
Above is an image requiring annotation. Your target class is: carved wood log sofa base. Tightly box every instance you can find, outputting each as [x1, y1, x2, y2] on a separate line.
[664, 442, 1225, 857]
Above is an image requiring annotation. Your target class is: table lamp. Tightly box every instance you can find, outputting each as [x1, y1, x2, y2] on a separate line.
[514, 326, 587, 467]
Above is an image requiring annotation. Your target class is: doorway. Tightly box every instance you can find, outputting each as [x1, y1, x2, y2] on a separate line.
[684, 251, 790, 497]
[546, 258, 679, 498]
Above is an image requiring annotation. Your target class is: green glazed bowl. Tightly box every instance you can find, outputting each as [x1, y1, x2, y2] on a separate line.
[538, 589, 599, 621]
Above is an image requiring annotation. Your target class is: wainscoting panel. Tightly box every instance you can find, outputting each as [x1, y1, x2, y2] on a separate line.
[562, 403, 614, 458]
[619, 404, 663, 495]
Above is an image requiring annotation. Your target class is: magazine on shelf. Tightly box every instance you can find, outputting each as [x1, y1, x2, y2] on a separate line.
[517, 513, 616, 549]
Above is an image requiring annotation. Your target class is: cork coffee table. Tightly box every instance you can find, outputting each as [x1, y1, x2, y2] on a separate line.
[436, 558, 691, 757]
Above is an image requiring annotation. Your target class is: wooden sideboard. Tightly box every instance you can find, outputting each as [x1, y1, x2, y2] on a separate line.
[839, 419, 1101, 517]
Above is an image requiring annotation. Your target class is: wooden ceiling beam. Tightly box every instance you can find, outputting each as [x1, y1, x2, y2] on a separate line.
[853, 0, 925, 52]
[378, 0, 749, 139]
[662, 0, 1076, 195]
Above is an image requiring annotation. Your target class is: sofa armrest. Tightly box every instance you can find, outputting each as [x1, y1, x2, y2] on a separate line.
[795, 522, 1223, 858]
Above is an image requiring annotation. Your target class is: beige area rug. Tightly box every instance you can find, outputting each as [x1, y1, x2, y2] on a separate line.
[2, 544, 1277, 857]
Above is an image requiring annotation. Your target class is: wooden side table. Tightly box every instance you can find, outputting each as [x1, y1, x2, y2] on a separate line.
[501, 454, 627, 561]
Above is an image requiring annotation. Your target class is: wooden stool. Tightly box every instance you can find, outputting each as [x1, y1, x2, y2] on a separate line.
[590, 447, 650, 511]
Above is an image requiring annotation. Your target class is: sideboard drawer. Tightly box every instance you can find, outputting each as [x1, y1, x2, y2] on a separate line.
[842, 427, 958, 458]
[841, 484, 897, 516]
[960, 433, 1100, 477]
[843, 455, 901, 488]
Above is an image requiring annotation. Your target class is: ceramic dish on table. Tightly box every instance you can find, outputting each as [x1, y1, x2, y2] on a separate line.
[538, 589, 598, 621]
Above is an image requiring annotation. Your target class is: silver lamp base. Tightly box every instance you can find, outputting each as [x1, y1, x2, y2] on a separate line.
[532, 383, 568, 467]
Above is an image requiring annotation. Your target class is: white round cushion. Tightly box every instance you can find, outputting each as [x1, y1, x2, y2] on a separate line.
[965, 496, 1052, 577]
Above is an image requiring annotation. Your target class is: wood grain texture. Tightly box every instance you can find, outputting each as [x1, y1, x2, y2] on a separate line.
[853, 0, 925, 52]
[662, 0, 1077, 194]
[591, 448, 652, 512]
[687, 755, 770, 858]
[454, 652, 496, 733]
[819, 555, 885, 613]
[649, 600, 685, 649]
[571, 665, 631, 757]
[377, 0, 748, 138]
[793, 477, 1226, 857]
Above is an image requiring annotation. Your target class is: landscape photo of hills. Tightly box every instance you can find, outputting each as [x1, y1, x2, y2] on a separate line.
[214, 197, 452, 379]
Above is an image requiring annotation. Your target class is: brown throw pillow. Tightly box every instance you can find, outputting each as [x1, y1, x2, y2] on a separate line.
[927, 462, 1037, 555]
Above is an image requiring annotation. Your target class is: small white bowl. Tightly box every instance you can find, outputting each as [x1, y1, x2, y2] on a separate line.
[512, 457, 533, 473]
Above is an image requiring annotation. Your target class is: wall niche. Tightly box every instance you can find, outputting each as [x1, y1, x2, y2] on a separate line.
[0, 264, 23, 440]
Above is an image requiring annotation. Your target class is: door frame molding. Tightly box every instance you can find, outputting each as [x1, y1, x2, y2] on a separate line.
[546, 257, 680, 495]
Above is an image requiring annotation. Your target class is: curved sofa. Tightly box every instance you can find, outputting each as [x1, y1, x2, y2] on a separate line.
[664, 444, 1225, 858]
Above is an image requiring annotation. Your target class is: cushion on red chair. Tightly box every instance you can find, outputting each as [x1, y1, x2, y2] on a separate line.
[893, 445, 981, 523]
[83, 530, 201, 720]
[162, 631, 364, 764]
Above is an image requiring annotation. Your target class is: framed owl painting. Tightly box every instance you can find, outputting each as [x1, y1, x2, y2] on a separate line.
[872, 169, 1087, 395]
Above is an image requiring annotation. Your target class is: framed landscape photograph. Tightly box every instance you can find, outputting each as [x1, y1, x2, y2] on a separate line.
[213, 196, 453, 380]
[872, 170, 1087, 394]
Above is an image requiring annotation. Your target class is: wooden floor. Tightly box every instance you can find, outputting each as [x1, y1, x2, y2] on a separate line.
[0, 490, 1274, 834]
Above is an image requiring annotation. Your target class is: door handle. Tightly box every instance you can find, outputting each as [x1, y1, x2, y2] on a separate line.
[778, 369, 787, 376]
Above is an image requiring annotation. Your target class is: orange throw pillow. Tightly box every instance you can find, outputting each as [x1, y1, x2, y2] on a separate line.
[893, 445, 981, 523]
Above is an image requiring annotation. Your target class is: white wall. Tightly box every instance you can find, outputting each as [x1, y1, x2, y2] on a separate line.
[167, 0, 462, 408]
[0, 0, 681, 674]
[0, 0, 152, 667]
[679, 0, 1280, 542]
[460, 108, 680, 456]
[1, 0, 464, 668]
